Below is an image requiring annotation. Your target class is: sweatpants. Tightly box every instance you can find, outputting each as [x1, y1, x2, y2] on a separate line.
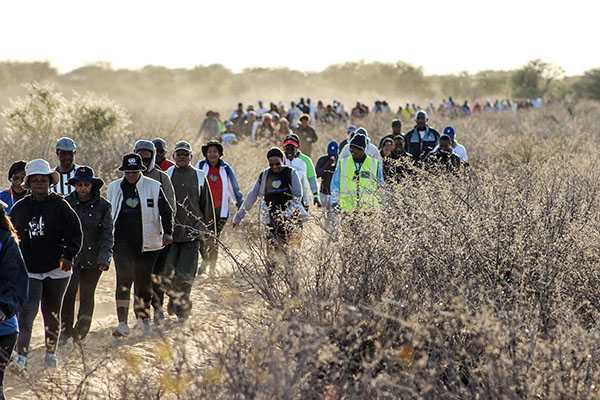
[0, 333, 17, 395]
[61, 265, 102, 341]
[114, 244, 160, 323]
[163, 240, 200, 319]
[199, 217, 227, 274]
[17, 277, 70, 356]
[151, 245, 171, 312]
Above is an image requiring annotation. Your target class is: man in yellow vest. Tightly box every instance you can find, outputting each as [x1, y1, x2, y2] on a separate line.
[330, 133, 383, 212]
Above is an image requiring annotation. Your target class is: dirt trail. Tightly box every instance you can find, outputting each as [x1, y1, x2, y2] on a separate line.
[3, 257, 262, 399]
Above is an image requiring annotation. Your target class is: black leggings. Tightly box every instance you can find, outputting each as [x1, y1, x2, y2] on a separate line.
[61, 266, 103, 340]
[0, 333, 17, 391]
[17, 277, 70, 355]
[114, 244, 159, 322]
[152, 245, 171, 311]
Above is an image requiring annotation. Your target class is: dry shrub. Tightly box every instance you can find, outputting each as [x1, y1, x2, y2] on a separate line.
[5, 89, 600, 398]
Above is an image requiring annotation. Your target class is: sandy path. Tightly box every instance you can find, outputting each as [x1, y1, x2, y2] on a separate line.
[3, 253, 262, 399]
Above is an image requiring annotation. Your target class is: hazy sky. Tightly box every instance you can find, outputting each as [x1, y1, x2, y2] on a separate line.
[2, 0, 598, 75]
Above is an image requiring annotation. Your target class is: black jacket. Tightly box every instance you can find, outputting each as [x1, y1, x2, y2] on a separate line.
[0, 230, 28, 319]
[404, 126, 440, 159]
[66, 192, 113, 269]
[10, 193, 83, 274]
[424, 149, 461, 173]
[315, 154, 338, 195]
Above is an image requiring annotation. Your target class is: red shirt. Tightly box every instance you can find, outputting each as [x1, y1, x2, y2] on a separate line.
[207, 166, 223, 209]
[158, 159, 175, 171]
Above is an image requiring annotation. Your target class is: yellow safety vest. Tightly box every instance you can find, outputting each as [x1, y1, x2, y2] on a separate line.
[339, 155, 380, 212]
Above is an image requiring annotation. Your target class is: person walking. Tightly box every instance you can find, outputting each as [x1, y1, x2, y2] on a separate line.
[133, 140, 176, 323]
[0, 201, 28, 399]
[107, 154, 173, 337]
[233, 148, 307, 248]
[60, 167, 113, 344]
[315, 141, 339, 209]
[152, 138, 175, 171]
[0, 161, 28, 213]
[379, 137, 397, 182]
[331, 135, 383, 213]
[284, 134, 320, 208]
[195, 140, 244, 276]
[437, 126, 469, 164]
[294, 114, 318, 157]
[283, 136, 313, 210]
[164, 141, 215, 320]
[404, 111, 440, 159]
[52, 137, 79, 196]
[10, 159, 83, 369]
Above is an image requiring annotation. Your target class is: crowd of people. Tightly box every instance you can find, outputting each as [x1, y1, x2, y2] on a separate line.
[0, 109, 470, 398]
[198, 96, 541, 147]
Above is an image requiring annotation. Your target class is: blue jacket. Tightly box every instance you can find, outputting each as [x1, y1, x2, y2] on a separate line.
[196, 159, 244, 215]
[0, 189, 20, 213]
[0, 229, 28, 320]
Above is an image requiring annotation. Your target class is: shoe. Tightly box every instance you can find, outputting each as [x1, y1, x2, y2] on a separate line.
[13, 354, 27, 371]
[44, 353, 58, 369]
[112, 322, 130, 338]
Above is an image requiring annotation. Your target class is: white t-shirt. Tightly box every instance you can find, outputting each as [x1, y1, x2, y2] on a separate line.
[453, 143, 469, 162]
[284, 157, 311, 206]
[418, 130, 426, 140]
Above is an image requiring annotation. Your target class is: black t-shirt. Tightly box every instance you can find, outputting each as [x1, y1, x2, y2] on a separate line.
[114, 180, 142, 250]
[262, 168, 293, 211]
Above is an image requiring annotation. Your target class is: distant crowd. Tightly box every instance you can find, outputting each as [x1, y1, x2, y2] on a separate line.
[198, 96, 544, 145]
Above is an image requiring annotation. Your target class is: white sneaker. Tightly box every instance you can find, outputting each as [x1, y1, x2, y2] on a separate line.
[13, 354, 27, 371]
[112, 322, 130, 338]
[44, 353, 58, 369]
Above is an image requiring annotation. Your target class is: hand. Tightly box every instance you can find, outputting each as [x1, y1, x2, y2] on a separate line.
[163, 234, 174, 246]
[313, 195, 322, 208]
[0, 310, 5, 322]
[59, 258, 73, 272]
[98, 263, 110, 272]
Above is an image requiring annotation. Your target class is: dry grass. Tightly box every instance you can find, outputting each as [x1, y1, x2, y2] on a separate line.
[2, 84, 600, 399]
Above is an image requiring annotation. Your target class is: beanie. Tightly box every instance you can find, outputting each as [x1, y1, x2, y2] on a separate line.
[349, 134, 367, 151]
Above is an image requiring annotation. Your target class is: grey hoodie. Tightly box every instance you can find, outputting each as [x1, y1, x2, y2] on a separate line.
[134, 140, 177, 220]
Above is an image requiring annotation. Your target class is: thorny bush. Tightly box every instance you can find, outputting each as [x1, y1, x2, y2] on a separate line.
[7, 97, 600, 399]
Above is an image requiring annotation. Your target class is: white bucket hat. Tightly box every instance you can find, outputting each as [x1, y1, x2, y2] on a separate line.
[24, 159, 60, 187]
